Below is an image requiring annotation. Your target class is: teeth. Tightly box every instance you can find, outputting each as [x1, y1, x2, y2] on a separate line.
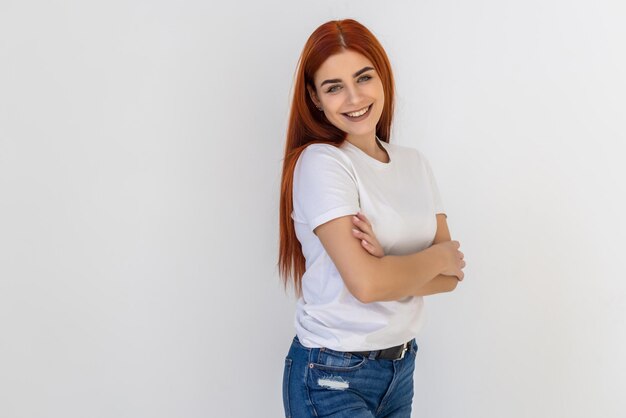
[346, 105, 369, 117]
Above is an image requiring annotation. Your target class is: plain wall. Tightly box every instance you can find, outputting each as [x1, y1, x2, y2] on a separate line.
[1, 0, 625, 417]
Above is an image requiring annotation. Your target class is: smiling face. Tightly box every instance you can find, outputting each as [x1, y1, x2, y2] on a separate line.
[307, 49, 385, 143]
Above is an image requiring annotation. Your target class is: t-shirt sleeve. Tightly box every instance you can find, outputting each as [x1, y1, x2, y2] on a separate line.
[291, 144, 361, 233]
[422, 153, 446, 217]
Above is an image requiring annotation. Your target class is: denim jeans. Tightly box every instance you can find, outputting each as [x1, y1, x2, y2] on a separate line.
[282, 335, 418, 417]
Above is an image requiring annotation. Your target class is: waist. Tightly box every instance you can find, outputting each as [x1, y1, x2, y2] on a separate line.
[348, 340, 412, 360]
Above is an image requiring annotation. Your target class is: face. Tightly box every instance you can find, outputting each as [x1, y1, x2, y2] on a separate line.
[308, 49, 385, 143]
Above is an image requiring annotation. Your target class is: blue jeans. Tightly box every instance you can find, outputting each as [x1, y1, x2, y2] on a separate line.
[282, 335, 418, 417]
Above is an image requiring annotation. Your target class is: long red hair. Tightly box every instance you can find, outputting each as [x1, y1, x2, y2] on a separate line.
[277, 19, 396, 298]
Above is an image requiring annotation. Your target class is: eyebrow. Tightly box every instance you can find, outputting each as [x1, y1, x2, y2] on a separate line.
[320, 66, 375, 87]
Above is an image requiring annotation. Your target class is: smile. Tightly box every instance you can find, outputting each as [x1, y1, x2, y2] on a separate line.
[342, 104, 372, 121]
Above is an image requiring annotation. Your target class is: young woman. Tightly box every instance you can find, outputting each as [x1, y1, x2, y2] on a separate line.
[278, 19, 466, 417]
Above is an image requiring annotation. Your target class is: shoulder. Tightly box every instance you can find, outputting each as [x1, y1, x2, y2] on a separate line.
[297, 142, 352, 170]
[301, 142, 344, 157]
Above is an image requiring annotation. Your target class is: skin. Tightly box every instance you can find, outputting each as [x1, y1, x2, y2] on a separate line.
[308, 49, 466, 286]
[351, 212, 464, 283]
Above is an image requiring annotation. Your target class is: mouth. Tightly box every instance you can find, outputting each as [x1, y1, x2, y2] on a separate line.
[342, 104, 373, 122]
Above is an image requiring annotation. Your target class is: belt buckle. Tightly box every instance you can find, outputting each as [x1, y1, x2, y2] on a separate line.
[398, 342, 409, 360]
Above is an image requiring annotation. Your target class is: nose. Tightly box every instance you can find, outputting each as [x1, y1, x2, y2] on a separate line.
[345, 83, 363, 105]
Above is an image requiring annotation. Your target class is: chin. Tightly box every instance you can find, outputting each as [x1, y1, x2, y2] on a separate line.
[346, 125, 377, 135]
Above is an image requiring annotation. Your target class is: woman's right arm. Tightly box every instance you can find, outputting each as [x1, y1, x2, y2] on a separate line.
[314, 215, 451, 303]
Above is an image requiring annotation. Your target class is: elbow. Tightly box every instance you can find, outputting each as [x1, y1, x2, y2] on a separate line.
[344, 259, 379, 304]
[347, 274, 377, 304]
[356, 267, 382, 303]
[353, 284, 374, 304]
[359, 292, 375, 304]
[356, 273, 383, 304]
[341, 271, 372, 303]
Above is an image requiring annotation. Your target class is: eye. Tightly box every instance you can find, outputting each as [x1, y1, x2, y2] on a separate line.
[325, 75, 372, 93]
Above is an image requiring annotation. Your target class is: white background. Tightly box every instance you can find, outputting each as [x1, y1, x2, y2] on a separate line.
[1, 1, 625, 417]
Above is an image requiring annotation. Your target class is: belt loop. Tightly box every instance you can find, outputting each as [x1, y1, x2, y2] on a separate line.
[368, 350, 378, 360]
[399, 341, 409, 360]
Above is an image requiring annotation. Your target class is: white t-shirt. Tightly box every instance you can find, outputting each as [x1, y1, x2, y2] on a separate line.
[291, 136, 446, 351]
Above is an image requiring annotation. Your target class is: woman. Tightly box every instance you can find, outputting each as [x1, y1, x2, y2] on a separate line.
[278, 19, 466, 417]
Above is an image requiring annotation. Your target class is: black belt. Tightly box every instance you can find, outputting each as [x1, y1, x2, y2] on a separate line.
[349, 340, 410, 360]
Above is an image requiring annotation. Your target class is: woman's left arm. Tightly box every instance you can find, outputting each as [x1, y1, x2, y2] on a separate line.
[415, 213, 460, 295]
[412, 274, 458, 295]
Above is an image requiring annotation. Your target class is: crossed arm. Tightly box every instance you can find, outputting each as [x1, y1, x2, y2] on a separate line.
[412, 213, 459, 296]
[315, 212, 460, 302]
[352, 213, 459, 296]
[351, 212, 458, 297]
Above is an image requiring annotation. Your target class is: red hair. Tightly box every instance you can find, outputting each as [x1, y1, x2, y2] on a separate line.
[277, 19, 396, 298]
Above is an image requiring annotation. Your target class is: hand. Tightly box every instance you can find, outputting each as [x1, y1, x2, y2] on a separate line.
[431, 240, 466, 281]
[351, 212, 384, 258]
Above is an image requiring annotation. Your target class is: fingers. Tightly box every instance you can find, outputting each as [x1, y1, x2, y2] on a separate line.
[352, 228, 373, 252]
[352, 225, 375, 242]
[352, 227, 383, 257]
[361, 238, 383, 257]
[355, 211, 371, 226]
[353, 214, 373, 236]
[352, 228, 371, 245]
[354, 212, 372, 229]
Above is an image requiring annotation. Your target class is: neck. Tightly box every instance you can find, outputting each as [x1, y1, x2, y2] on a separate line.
[346, 133, 377, 151]
[346, 134, 388, 163]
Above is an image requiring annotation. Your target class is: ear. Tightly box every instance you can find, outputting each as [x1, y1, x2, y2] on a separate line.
[307, 84, 321, 109]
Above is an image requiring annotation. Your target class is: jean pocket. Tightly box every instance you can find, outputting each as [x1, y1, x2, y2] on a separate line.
[309, 347, 368, 372]
[282, 358, 293, 418]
